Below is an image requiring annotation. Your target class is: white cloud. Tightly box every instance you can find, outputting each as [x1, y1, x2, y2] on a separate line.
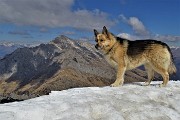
[128, 17, 149, 36]
[117, 32, 180, 47]
[0, 0, 115, 30]
[117, 33, 140, 40]
[153, 34, 180, 43]
[62, 31, 75, 35]
[119, 14, 149, 36]
[118, 14, 180, 46]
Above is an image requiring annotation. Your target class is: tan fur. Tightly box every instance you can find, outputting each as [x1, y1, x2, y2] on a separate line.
[94, 26, 176, 87]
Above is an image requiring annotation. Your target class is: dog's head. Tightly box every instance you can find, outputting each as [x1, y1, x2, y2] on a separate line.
[94, 26, 113, 51]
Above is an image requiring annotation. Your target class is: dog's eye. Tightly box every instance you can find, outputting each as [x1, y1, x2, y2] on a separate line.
[100, 39, 104, 42]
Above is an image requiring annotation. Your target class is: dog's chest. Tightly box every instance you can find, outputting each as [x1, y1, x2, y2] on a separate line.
[105, 55, 118, 68]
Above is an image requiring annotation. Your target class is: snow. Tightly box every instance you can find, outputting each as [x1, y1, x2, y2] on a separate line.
[170, 46, 180, 50]
[0, 81, 180, 120]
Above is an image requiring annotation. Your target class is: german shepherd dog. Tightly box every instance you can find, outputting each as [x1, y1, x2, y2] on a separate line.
[94, 26, 176, 87]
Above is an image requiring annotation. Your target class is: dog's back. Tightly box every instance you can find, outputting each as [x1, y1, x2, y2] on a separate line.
[94, 26, 176, 87]
[117, 37, 176, 83]
[126, 39, 171, 57]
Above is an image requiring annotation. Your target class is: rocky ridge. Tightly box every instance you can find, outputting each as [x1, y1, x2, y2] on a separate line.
[0, 35, 160, 102]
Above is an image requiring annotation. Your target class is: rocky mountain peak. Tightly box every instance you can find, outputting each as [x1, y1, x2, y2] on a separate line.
[50, 35, 80, 50]
[0, 35, 155, 102]
[52, 35, 73, 44]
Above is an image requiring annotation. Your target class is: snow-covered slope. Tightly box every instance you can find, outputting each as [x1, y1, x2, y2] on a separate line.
[0, 81, 180, 120]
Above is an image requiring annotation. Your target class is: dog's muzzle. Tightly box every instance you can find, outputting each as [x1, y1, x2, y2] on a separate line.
[95, 44, 99, 49]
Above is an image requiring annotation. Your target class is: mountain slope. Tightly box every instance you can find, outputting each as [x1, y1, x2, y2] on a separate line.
[0, 35, 159, 101]
[171, 47, 180, 80]
[0, 42, 39, 59]
[0, 81, 180, 120]
[0, 43, 24, 59]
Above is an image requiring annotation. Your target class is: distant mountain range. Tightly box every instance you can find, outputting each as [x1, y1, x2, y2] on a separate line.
[0, 36, 179, 102]
[0, 43, 22, 59]
[0, 42, 39, 59]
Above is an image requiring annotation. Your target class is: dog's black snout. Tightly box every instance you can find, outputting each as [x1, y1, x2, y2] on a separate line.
[95, 44, 99, 49]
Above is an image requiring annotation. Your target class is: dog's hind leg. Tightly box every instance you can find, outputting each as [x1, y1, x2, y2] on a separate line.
[144, 64, 154, 86]
[151, 63, 169, 87]
[159, 71, 169, 87]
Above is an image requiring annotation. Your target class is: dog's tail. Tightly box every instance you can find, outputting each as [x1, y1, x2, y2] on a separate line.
[167, 46, 176, 75]
[168, 60, 176, 75]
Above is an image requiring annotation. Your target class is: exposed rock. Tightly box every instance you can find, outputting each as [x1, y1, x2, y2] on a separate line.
[0, 35, 160, 101]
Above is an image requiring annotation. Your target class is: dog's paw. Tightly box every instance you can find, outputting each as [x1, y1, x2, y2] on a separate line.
[110, 83, 121, 87]
[159, 83, 166, 87]
[143, 82, 150, 86]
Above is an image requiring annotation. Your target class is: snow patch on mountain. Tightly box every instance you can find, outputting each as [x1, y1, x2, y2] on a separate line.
[0, 81, 180, 120]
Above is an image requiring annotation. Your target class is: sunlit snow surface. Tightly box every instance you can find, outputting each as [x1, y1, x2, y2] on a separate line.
[0, 81, 180, 120]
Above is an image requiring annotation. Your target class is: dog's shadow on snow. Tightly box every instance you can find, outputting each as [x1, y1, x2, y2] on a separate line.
[129, 82, 161, 87]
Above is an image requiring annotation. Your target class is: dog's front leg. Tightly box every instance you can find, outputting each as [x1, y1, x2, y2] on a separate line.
[110, 66, 126, 87]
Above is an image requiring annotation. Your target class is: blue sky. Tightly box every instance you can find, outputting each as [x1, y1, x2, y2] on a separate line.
[0, 0, 179, 46]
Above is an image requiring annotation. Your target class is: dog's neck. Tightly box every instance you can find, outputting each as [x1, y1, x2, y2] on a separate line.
[104, 39, 118, 55]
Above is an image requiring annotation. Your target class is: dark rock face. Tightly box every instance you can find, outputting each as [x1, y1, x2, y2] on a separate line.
[0, 97, 22, 104]
[0, 44, 61, 90]
[0, 35, 161, 102]
[170, 47, 180, 80]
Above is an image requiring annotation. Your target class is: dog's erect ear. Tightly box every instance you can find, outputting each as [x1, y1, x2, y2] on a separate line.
[102, 26, 110, 38]
[94, 29, 99, 37]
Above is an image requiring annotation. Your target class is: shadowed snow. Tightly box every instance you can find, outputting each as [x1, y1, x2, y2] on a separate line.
[0, 81, 180, 120]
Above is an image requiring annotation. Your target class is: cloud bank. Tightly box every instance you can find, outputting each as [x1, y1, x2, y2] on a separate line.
[0, 0, 115, 30]
[118, 14, 180, 45]
[119, 14, 149, 36]
[118, 33, 180, 43]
